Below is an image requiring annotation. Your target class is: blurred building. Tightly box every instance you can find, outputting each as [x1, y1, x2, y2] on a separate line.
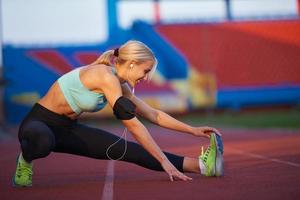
[1, 0, 300, 123]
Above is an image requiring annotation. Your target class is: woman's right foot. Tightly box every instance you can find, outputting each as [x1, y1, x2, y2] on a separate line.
[215, 133, 224, 176]
[199, 134, 217, 176]
[199, 133, 224, 177]
[12, 153, 33, 187]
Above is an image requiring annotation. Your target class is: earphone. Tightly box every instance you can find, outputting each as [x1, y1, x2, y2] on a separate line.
[125, 63, 134, 88]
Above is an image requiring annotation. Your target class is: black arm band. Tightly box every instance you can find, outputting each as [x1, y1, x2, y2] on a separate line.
[113, 96, 136, 120]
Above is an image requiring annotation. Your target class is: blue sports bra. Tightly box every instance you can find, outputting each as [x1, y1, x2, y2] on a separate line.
[58, 68, 111, 114]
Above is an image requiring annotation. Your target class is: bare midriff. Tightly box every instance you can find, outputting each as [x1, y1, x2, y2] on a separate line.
[38, 81, 79, 119]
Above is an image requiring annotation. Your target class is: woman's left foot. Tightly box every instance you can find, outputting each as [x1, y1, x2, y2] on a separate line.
[12, 153, 33, 187]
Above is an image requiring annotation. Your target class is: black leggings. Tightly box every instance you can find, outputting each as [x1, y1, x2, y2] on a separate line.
[18, 103, 184, 172]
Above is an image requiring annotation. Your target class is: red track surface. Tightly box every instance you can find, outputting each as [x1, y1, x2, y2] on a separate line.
[1, 126, 300, 200]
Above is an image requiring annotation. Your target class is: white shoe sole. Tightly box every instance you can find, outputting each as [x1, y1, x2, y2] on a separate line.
[212, 133, 224, 177]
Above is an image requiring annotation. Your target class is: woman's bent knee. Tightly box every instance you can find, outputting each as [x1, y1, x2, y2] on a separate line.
[19, 120, 55, 160]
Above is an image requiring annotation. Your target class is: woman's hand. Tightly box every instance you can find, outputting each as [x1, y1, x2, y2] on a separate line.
[191, 126, 222, 138]
[161, 159, 192, 182]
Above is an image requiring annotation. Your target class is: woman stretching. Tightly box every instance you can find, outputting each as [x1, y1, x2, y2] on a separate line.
[13, 40, 223, 187]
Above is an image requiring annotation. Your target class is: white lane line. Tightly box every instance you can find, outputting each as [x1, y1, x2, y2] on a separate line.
[229, 148, 300, 167]
[101, 160, 115, 200]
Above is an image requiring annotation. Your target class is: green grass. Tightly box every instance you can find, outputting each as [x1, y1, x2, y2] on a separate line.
[178, 108, 300, 129]
[82, 108, 300, 130]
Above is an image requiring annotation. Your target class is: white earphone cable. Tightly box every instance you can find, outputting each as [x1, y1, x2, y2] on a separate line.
[105, 86, 135, 161]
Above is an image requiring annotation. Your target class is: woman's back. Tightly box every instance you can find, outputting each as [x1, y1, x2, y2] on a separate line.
[38, 64, 115, 119]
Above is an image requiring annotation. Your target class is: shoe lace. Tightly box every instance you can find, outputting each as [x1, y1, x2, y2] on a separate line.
[17, 162, 33, 180]
[201, 145, 211, 163]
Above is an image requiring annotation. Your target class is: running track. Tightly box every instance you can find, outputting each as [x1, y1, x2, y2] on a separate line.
[1, 125, 300, 200]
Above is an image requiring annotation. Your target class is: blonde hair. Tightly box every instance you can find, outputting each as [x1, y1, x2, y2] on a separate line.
[91, 40, 157, 80]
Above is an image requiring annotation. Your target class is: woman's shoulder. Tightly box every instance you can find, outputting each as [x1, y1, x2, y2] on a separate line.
[82, 64, 118, 86]
[86, 64, 114, 75]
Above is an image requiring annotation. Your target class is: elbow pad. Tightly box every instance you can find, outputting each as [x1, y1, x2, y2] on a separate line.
[113, 96, 136, 120]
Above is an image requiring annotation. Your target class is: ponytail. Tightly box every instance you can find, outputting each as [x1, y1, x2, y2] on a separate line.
[91, 40, 157, 80]
[90, 50, 114, 66]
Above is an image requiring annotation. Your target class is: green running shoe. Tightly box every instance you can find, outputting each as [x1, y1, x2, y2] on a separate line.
[12, 153, 33, 187]
[199, 133, 217, 176]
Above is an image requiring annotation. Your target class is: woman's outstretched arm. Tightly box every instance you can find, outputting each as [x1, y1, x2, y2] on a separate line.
[121, 83, 221, 138]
